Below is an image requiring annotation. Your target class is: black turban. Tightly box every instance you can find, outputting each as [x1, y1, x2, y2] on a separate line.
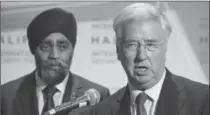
[27, 8, 77, 54]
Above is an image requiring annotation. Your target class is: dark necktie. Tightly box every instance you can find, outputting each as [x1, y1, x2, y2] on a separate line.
[41, 85, 58, 114]
[135, 93, 148, 115]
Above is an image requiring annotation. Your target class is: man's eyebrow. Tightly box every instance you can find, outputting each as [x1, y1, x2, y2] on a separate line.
[56, 40, 70, 44]
[122, 39, 161, 43]
[144, 39, 162, 43]
[122, 39, 138, 42]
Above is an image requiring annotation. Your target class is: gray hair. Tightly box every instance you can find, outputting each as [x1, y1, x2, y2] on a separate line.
[113, 3, 172, 46]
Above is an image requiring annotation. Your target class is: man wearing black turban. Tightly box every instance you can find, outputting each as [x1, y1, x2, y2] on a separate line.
[1, 8, 110, 115]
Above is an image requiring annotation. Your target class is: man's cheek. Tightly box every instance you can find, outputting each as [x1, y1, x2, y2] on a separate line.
[125, 58, 135, 72]
[151, 55, 164, 71]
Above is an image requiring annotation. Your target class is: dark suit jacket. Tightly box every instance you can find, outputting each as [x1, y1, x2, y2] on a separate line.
[1, 71, 110, 115]
[70, 68, 209, 115]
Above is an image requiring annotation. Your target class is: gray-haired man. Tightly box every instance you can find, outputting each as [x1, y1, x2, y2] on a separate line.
[70, 3, 209, 115]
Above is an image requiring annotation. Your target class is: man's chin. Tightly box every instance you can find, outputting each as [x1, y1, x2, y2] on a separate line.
[45, 76, 65, 85]
[41, 72, 67, 85]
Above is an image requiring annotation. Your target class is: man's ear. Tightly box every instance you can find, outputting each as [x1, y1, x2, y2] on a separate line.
[116, 37, 122, 61]
[116, 45, 121, 61]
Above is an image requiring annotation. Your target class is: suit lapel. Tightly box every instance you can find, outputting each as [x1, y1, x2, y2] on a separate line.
[176, 90, 189, 115]
[62, 72, 73, 103]
[155, 69, 187, 115]
[107, 86, 130, 115]
[60, 73, 85, 115]
[117, 86, 131, 115]
[64, 73, 84, 103]
[15, 71, 39, 115]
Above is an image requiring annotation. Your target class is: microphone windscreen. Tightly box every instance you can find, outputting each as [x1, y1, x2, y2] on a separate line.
[85, 89, 100, 105]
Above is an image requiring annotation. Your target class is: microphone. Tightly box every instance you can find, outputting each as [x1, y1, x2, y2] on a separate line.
[42, 88, 100, 115]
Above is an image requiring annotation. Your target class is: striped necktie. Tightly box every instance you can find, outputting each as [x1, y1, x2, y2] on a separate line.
[135, 93, 148, 115]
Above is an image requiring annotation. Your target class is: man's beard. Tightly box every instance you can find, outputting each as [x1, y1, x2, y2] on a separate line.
[37, 60, 70, 85]
[38, 67, 68, 85]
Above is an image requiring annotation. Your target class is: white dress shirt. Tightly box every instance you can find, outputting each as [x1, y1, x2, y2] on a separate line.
[35, 71, 69, 115]
[129, 69, 166, 115]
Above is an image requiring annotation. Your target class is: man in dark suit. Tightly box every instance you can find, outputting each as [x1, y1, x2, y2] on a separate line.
[1, 8, 110, 115]
[69, 3, 209, 115]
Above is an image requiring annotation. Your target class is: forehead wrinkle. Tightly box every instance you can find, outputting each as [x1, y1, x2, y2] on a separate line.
[124, 20, 166, 41]
[43, 33, 70, 44]
[123, 24, 150, 41]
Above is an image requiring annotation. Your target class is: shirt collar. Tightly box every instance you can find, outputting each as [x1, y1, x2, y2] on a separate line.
[129, 69, 166, 104]
[35, 70, 70, 93]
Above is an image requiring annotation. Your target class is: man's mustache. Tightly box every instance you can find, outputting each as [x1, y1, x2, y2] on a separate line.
[44, 60, 68, 68]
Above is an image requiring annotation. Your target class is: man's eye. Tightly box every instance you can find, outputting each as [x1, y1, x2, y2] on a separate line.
[128, 43, 138, 47]
[59, 45, 68, 50]
[40, 45, 49, 50]
[124, 42, 138, 49]
[146, 43, 157, 47]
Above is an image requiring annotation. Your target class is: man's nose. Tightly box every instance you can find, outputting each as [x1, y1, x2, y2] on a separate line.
[135, 45, 148, 61]
[48, 47, 59, 59]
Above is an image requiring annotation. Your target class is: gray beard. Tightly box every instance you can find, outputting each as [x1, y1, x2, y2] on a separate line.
[38, 68, 68, 85]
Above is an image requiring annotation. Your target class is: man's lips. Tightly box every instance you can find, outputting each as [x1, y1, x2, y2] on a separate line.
[134, 65, 149, 73]
[135, 65, 148, 69]
[46, 65, 61, 69]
